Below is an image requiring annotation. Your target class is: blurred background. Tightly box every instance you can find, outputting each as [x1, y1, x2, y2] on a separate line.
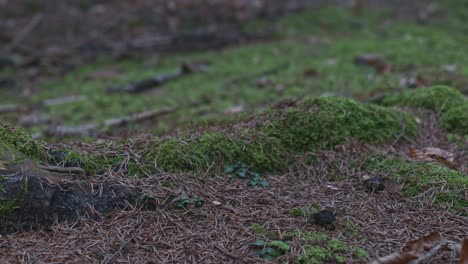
[0, 0, 466, 141]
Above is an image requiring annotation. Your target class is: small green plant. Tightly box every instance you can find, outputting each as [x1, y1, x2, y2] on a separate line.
[193, 196, 205, 207]
[174, 196, 205, 208]
[352, 247, 369, 261]
[250, 223, 267, 235]
[224, 163, 269, 187]
[251, 240, 290, 260]
[248, 173, 269, 187]
[328, 240, 349, 253]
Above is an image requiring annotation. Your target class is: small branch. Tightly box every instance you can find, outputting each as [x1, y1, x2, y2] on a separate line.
[39, 165, 85, 175]
[104, 107, 177, 127]
[5, 13, 43, 52]
[391, 115, 406, 146]
[107, 62, 208, 94]
[45, 107, 177, 137]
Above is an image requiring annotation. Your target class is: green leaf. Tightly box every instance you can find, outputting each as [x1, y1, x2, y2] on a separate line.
[224, 164, 238, 174]
[237, 167, 248, 178]
[251, 240, 267, 247]
[193, 196, 205, 207]
[264, 247, 281, 257]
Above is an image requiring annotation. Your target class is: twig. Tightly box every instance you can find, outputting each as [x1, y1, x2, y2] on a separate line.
[45, 107, 177, 137]
[5, 13, 43, 52]
[214, 245, 240, 260]
[39, 165, 85, 175]
[391, 115, 406, 146]
[101, 236, 134, 264]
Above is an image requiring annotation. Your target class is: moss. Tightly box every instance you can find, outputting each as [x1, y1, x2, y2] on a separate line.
[64, 97, 416, 176]
[298, 242, 368, 264]
[250, 223, 266, 235]
[263, 97, 416, 152]
[267, 240, 291, 253]
[0, 177, 28, 217]
[380, 85, 465, 112]
[365, 156, 468, 211]
[441, 103, 468, 135]
[299, 246, 332, 264]
[284, 230, 329, 242]
[328, 240, 349, 253]
[0, 123, 47, 161]
[379, 85, 467, 135]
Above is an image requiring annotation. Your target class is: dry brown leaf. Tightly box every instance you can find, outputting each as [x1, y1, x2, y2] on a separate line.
[409, 147, 460, 169]
[460, 238, 468, 264]
[371, 232, 442, 264]
[404, 232, 442, 253]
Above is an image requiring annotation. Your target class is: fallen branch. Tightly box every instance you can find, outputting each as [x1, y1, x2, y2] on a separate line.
[5, 13, 43, 52]
[107, 62, 208, 93]
[45, 107, 177, 137]
[103, 107, 177, 127]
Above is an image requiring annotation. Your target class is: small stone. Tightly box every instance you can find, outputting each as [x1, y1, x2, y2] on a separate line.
[365, 177, 385, 193]
[313, 209, 336, 227]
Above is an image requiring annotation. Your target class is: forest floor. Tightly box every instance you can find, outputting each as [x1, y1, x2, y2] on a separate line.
[0, 1, 467, 263]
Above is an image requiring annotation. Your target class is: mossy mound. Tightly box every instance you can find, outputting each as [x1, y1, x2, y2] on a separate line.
[264, 97, 416, 152]
[441, 103, 468, 135]
[0, 123, 47, 161]
[380, 85, 464, 111]
[365, 156, 468, 211]
[63, 96, 416, 176]
[379, 85, 467, 135]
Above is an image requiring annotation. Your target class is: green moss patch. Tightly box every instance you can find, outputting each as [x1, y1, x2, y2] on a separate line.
[365, 156, 468, 211]
[442, 103, 468, 135]
[62, 97, 416, 176]
[264, 97, 416, 152]
[284, 230, 368, 264]
[380, 85, 464, 112]
[379, 85, 468, 135]
[0, 123, 46, 161]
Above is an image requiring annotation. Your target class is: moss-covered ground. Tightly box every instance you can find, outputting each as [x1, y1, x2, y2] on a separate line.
[0, 1, 467, 263]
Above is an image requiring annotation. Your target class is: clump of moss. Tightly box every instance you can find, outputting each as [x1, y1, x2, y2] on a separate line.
[0, 123, 47, 161]
[263, 96, 417, 152]
[365, 156, 468, 211]
[441, 103, 468, 135]
[380, 85, 464, 111]
[379, 85, 467, 135]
